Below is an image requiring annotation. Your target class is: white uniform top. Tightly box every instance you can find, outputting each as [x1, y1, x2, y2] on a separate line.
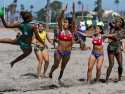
[80, 21, 86, 30]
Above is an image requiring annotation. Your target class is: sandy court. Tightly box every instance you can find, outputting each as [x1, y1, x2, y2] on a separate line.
[0, 29, 125, 94]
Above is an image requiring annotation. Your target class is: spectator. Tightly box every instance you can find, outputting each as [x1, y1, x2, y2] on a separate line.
[53, 29, 58, 49]
[108, 20, 115, 31]
[79, 18, 86, 31]
[96, 18, 104, 27]
[86, 18, 92, 30]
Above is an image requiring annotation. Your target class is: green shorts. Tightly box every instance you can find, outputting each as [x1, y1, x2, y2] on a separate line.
[17, 37, 31, 48]
[35, 45, 45, 51]
[79, 40, 86, 47]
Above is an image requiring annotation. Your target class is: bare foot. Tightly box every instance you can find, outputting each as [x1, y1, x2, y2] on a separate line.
[38, 76, 42, 80]
[10, 62, 14, 68]
[49, 73, 52, 79]
[105, 80, 108, 84]
[43, 73, 48, 78]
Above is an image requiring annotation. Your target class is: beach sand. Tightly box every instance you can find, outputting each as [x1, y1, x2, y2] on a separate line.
[0, 29, 125, 94]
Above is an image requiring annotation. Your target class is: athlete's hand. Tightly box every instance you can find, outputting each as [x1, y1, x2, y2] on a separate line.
[44, 44, 48, 49]
[118, 30, 122, 34]
[36, 43, 41, 46]
[72, 2, 75, 10]
[62, 4, 68, 11]
[0, 15, 4, 18]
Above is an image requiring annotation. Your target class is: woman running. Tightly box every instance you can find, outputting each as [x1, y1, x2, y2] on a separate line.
[32, 23, 53, 79]
[105, 18, 124, 84]
[77, 25, 121, 84]
[0, 11, 45, 68]
[49, 2, 75, 80]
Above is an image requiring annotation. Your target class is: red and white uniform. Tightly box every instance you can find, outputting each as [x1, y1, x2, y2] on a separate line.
[59, 30, 73, 41]
[92, 34, 103, 45]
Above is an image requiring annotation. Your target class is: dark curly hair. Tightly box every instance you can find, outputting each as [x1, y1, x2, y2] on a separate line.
[20, 11, 32, 21]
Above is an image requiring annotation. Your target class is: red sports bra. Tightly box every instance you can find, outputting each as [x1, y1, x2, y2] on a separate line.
[92, 34, 103, 45]
[59, 30, 73, 41]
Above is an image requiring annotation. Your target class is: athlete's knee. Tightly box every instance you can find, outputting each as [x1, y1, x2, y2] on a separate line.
[97, 67, 101, 72]
[118, 66, 123, 75]
[53, 64, 58, 69]
[88, 67, 93, 72]
[109, 62, 114, 68]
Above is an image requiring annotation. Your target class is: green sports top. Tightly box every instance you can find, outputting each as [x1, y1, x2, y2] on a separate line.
[19, 23, 34, 37]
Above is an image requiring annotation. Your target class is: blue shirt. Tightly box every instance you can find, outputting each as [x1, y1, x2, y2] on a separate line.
[77, 30, 86, 41]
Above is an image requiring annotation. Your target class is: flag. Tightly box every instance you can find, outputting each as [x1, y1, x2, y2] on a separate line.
[82, 3, 84, 12]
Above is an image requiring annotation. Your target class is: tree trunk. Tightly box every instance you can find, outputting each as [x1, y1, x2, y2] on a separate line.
[98, 0, 102, 19]
[46, 0, 50, 31]
[10, 1, 17, 23]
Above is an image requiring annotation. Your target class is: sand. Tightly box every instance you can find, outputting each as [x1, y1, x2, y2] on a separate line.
[0, 29, 125, 94]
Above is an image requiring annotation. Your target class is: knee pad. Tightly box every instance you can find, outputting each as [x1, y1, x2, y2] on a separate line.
[118, 66, 123, 75]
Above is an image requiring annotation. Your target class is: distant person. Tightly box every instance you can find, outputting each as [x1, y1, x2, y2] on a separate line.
[86, 18, 92, 30]
[108, 20, 115, 31]
[76, 25, 91, 51]
[79, 18, 86, 31]
[53, 29, 58, 49]
[96, 19, 104, 27]
[73, 32, 80, 44]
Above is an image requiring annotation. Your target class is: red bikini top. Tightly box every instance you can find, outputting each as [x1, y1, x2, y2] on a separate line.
[92, 34, 103, 45]
[59, 30, 73, 41]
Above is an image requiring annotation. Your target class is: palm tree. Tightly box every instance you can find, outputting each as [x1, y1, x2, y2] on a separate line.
[50, 1, 62, 22]
[78, 1, 82, 11]
[46, 0, 50, 31]
[10, 0, 17, 23]
[114, 0, 119, 13]
[30, 5, 34, 13]
[20, 4, 24, 11]
[97, 0, 102, 19]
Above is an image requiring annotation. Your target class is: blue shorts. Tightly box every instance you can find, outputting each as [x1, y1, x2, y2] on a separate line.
[91, 51, 103, 59]
[17, 37, 31, 48]
[57, 49, 71, 57]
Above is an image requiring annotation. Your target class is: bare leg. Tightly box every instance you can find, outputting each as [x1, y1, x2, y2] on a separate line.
[105, 45, 114, 84]
[49, 50, 61, 78]
[58, 53, 71, 79]
[87, 55, 96, 84]
[0, 38, 17, 44]
[34, 48, 43, 79]
[115, 48, 123, 81]
[10, 47, 32, 68]
[96, 56, 104, 82]
[42, 49, 49, 77]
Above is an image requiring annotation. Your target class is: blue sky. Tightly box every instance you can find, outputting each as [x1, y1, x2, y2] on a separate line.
[0, 0, 125, 13]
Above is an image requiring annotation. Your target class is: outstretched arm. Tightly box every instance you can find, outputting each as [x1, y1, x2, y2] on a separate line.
[71, 2, 75, 34]
[58, 4, 68, 32]
[0, 15, 21, 28]
[77, 31, 92, 38]
[103, 30, 121, 39]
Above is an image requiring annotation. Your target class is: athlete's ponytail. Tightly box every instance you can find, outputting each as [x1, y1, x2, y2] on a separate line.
[20, 11, 32, 21]
[97, 25, 105, 34]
